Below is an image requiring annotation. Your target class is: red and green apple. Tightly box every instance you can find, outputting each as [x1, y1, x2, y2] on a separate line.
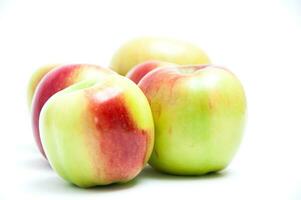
[138, 65, 246, 175]
[39, 75, 154, 187]
[126, 60, 177, 84]
[27, 64, 60, 108]
[31, 64, 115, 157]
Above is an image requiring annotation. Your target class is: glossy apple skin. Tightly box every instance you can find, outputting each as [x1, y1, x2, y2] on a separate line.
[110, 37, 211, 75]
[126, 60, 177, 84]
[39, 76, 154, 187]
[27, 64, 60, 108]
[139, 65, 246, 175]
[32, 64, 115, 158]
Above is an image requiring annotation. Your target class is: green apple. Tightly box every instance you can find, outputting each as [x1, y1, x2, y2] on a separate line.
[110, 37, 211, 75]
[138, 65, 246, 175]
[39, 75, 154, 187]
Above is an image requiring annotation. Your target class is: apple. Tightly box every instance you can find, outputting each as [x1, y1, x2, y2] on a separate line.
[27, 64, 60, 108]
[138, 65, 246, 175]
[110, 37, 211, 75]
[31, 64, 115, 158]
[126, 60, 178, 84]
[39, 75, 154, 187]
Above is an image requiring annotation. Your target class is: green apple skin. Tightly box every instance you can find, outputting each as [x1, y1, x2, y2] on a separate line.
[138, 65, 246, 175]
[39, 76, 154, 187]
[27, 64, 60, 108]
[110, 37, 211, 75]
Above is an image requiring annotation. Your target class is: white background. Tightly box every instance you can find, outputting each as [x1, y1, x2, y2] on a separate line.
[0, 0, 300, 199]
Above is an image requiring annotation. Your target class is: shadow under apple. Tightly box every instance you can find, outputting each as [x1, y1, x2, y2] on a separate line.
[138, 165, 229, 181]
[19, 157, 51, 171]
[24, 165, 230, 195]
[25, 173, 139, 194]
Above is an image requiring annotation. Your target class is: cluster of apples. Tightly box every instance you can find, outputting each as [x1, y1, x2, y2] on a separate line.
[28, 37, 246, 187]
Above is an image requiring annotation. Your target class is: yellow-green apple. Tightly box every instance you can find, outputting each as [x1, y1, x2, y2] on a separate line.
[110, 37, 211, 75]
[31, 64, 115, 158]
[138, 65, 246, 175]
[39, 75, 154, 187]
[27, 64, 60, 108]
[126, 60, 177, 84]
